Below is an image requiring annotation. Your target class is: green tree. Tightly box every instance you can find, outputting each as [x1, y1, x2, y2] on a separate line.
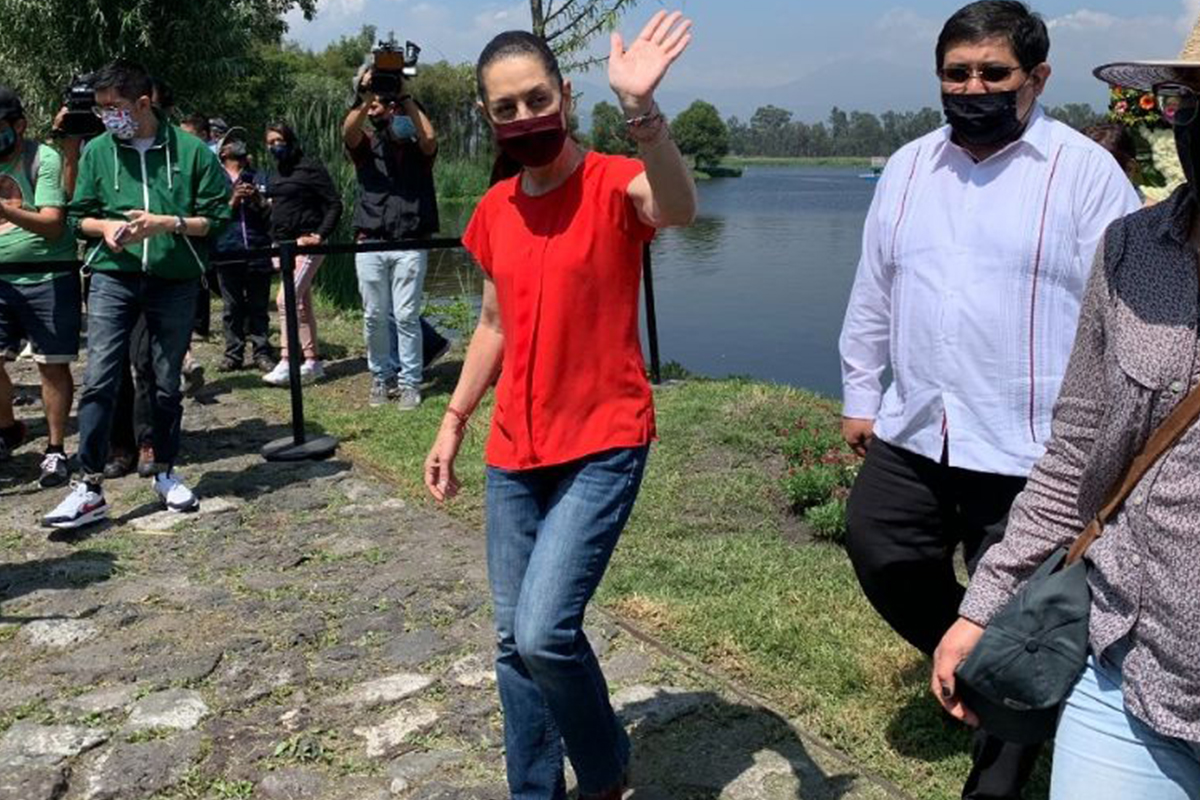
[671, 100, 729, 168]
[591, 101, 635, 155]
[529, 0, 640, 69]
[749, 105, 793, 157]
[1047, 103, 1104, 131]
[0, 0, 316, 126]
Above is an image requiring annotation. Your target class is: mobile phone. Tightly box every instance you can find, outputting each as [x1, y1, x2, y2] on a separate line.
[113, 223, 131, 245]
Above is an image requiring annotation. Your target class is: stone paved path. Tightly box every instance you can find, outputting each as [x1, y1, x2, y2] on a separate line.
[0, 354, 909, 800]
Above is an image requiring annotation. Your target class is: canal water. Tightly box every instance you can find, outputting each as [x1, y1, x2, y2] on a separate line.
[425, 166, 876, 398]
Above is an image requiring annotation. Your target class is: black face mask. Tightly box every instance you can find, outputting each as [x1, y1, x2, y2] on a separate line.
[942, 90, 1026, 148]
[369, 115, 390, 131]
[1175, 121, 1200, 204]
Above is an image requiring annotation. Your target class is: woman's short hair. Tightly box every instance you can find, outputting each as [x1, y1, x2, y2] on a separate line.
[1081, 123, 1138, 177]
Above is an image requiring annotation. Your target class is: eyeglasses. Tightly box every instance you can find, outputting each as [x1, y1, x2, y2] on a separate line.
[939, 64, 1022, 85]
[1156, 84, 1200, 128]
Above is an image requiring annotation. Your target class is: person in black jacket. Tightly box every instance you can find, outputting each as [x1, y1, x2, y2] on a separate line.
[261, 122, 343, 386]
[213, 137, 275, 372]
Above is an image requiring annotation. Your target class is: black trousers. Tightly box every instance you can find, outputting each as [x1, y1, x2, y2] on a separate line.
[216, 264, 273, 363]
[110, 315, 154, 454]
[845, 438, 1040, 800]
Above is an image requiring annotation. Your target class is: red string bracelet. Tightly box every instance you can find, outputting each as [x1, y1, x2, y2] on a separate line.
[445, 406, 471, 431]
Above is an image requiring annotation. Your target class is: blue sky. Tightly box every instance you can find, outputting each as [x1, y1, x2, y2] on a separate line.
[284, 0, 1200, 119]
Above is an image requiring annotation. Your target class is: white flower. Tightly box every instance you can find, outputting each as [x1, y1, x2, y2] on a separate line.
[1143, 127, 1185, 203]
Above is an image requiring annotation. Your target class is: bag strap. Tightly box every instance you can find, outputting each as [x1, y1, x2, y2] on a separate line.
[1067, 381, 1200, 564]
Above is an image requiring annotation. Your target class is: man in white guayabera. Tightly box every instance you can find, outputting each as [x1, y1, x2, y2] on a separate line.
[837, 2, 1141, 798]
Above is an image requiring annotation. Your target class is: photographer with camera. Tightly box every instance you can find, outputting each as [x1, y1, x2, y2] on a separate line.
[214, 135, 275, 373]
[342, 39, 440, 410]
[0, 85, 82, 488]
[42, 59, 231, 530]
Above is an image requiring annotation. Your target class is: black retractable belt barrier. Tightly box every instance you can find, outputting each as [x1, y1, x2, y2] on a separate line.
[642, 243, 662, 385]
[260, 240, 339, 462]
[1, 234, 666, 463]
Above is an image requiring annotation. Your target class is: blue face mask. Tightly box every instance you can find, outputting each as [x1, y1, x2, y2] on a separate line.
[0, 126, 16, 159]
[269, 143, 292, 161]
[390, 115, 417, 141]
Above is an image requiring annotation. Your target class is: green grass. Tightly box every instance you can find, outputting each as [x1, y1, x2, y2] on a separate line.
[226, 312, 1047, 800]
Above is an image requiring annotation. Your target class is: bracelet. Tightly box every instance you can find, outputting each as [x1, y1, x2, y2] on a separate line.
[445, 406, 471, 432]
[625, 102, 663, 129]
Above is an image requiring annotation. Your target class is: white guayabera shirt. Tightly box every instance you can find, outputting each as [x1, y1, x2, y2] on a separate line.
[839, 106, 1142, 477]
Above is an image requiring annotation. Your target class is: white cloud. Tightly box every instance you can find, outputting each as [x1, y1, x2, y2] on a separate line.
[1047, 10, 1120, 32]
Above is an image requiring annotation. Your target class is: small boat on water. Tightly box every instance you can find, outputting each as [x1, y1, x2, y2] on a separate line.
[859, 156, 887, 181]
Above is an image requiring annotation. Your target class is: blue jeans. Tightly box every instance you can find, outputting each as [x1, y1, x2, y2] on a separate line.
[1051, 645, 1200, 799]
[486, 446, 649, 799]
[355, 246, 427, 388]
[77, 272, 198, 480]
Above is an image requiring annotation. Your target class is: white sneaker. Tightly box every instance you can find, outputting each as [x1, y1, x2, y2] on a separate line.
[300, 360, 325, 385]
[43, 483, 109, 529]
[153, 471, 200, 513]
[262, 360, 291, 387]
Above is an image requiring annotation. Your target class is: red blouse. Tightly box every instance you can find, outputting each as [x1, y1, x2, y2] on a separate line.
[462, 151, 657, 470]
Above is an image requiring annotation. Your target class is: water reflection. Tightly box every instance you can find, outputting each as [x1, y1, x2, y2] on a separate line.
[423, 166, 875, 396]
[667, 215, 726, 277]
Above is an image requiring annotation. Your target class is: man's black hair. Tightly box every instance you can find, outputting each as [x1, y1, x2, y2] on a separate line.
[93, 59, 154, 104]
[181, 113, 210, 138]
[936, 1, 1050, 72]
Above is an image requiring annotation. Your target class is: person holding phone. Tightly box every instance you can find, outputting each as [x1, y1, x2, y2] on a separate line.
[213, 136, 274, 372]
[42, 59, 230, 530]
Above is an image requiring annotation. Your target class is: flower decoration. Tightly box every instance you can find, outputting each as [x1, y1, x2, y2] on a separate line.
[1106, 85, 1183, 199]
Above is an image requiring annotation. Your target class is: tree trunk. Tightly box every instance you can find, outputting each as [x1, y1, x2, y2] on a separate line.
[530, 0, 546, 37]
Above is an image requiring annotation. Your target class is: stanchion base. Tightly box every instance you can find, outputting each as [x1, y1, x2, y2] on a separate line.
[262, 435, 339, 462]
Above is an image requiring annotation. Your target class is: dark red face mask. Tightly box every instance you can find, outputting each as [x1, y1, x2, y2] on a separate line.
[493, 111, 567, 168]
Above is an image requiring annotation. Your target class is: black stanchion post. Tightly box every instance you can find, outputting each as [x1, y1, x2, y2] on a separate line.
[643, 243, 662, 385]
[262, 240, 339, 462]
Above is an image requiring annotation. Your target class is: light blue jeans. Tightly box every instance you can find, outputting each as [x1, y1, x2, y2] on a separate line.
[486, 446, 649, 799]
[354, 246, 427, 388]
[1051, 645, 1200, 799]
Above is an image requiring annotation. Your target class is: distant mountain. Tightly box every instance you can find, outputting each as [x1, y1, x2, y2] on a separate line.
[571, 55, 1111, 126]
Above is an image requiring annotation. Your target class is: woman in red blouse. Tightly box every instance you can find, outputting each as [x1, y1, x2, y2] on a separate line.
[424, 12, 696, 799]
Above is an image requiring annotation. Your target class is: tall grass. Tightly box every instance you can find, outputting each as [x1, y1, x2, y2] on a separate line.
[279, 95, 490, 309]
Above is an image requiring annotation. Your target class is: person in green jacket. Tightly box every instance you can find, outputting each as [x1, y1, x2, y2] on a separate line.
[43, 59, 231, 530]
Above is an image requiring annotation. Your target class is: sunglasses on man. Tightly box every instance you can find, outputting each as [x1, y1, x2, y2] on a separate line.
[938, 64, 1022, 85]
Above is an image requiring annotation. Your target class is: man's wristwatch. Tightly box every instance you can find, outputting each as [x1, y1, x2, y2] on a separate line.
[174, 216, 187, 235]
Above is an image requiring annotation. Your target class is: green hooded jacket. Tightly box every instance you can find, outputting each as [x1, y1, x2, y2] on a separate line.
[69, 112, 231, 280]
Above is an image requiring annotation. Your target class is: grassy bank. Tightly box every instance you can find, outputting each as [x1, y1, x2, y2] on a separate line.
[725, 156, 874, 168]
[227, 308, 1047, 800]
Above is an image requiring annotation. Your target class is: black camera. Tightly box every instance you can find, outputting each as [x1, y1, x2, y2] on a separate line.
[368, 34, 421, 97]
[57, 73, 105, 138]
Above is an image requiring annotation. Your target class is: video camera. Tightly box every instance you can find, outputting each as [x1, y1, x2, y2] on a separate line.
[368, 33, 421, 97]
[57, 73, 105, 138]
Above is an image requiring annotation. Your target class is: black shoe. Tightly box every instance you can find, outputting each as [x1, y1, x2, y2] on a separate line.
[103, 450, 136, 480]
[219, 355, 244, 372]
[0, 420, 27, 461]
[423, 335, 452, 368]
[182, 364, 206, 397]
[38, 452, 71, 488]
[253, 353, 276, 373]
